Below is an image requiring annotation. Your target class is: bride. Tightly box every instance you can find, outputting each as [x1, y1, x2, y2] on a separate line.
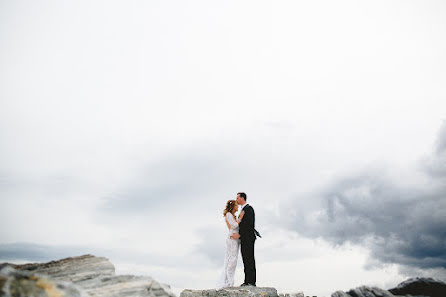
[216, 200, 245, 289]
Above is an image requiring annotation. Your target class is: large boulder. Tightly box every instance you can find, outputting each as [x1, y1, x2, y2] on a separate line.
[1, 254, 176, 297]
[0, 265, 87, 297]
[180, 287, 278, 297]
[331, 286, 395, 297]
[330, 277, 446, 297]
[11, 254, 115, 284]
[389, 277, 446, 297]
[79, 274, 175, 297]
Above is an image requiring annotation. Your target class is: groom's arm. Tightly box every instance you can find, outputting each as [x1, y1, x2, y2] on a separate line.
[238, 206, 254, 239]
[242, 206, 254, 229]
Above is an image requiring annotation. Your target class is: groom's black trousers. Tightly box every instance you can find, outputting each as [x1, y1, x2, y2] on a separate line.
[240, 238, 256, 285]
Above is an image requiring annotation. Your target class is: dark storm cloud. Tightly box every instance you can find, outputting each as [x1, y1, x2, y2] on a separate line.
[283, 122, 446, 270]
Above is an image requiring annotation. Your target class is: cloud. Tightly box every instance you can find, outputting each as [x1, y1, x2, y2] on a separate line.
[425, 120, 446, 178]
[435, 121, 446, 155]
[0, 241, 214, 272]
[0, 242, 102, 263]
[92, 147, 247, 225]
[192, 227, 226, 268]
[282, 122, 446, 271]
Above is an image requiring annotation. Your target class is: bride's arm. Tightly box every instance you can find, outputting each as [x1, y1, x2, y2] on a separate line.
[237, 210, 245, 224]
[226, 213, 238, 229]
[225, 217, 231, 230]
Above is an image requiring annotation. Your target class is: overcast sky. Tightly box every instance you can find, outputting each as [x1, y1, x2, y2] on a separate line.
[1, 1, 446, 296]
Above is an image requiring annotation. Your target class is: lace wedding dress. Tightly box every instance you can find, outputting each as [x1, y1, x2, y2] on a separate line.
[216, 212, 240, 289]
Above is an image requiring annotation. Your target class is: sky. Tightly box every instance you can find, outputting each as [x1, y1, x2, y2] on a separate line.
[1, 1, 446, 296]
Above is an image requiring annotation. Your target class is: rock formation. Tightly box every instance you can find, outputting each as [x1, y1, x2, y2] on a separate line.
[11, 254, 115, 284]
[278, 293, 304, 297]
[180, 287, 278, 297]
[331, 286, 395, 297]
[389, 277, 446, 297]
[0, 265, 87, 297]
[0, 254, 176, 297]
[1, 254, 445, 297]
[331, 277, 446, 297]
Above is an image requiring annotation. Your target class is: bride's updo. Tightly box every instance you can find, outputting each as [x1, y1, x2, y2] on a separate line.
[223, 200, 237, 220]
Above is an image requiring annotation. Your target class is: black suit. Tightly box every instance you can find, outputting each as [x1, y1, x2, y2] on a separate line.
[239, 204, 256, 285]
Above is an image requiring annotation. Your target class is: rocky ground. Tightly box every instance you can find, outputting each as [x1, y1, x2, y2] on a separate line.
[1, 255, 445, 297]
[181, 287, 282, 297]
[331, 277, 446, 297]
[0, 254, 176, 297]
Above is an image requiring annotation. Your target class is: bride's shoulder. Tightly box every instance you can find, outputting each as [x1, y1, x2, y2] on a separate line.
[225, 212, 235, 220]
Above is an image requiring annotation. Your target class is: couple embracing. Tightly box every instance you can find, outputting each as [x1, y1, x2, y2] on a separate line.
[217, 192, 261, 290]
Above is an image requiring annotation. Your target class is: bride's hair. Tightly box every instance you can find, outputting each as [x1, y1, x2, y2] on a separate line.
[223, 200, 237, 220]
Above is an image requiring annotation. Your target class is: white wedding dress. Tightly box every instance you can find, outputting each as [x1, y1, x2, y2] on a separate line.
[216, 212, 240, 289]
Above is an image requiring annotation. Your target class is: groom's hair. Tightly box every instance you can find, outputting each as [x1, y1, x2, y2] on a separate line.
[237, 192, 247, 201]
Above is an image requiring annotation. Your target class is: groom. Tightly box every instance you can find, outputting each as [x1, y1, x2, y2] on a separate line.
[231, 192, 257, 287]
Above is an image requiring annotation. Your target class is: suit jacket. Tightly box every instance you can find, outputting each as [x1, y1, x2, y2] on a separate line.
[239, 204, 256, 241]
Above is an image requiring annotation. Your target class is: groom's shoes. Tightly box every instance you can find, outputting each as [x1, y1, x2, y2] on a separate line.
[240, 283, 256, 287]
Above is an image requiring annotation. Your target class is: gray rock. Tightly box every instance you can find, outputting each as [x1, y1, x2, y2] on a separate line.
[0, 265, 88, 297]
[180, 287, 278, 297]
[331, 286, 396, 297]
[81, 274, 174, 297]
[3, 254, 176, 297]
[11, 254, 115, 284]
[279, 293, 304, 297]
[389, 277, 446, 297]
